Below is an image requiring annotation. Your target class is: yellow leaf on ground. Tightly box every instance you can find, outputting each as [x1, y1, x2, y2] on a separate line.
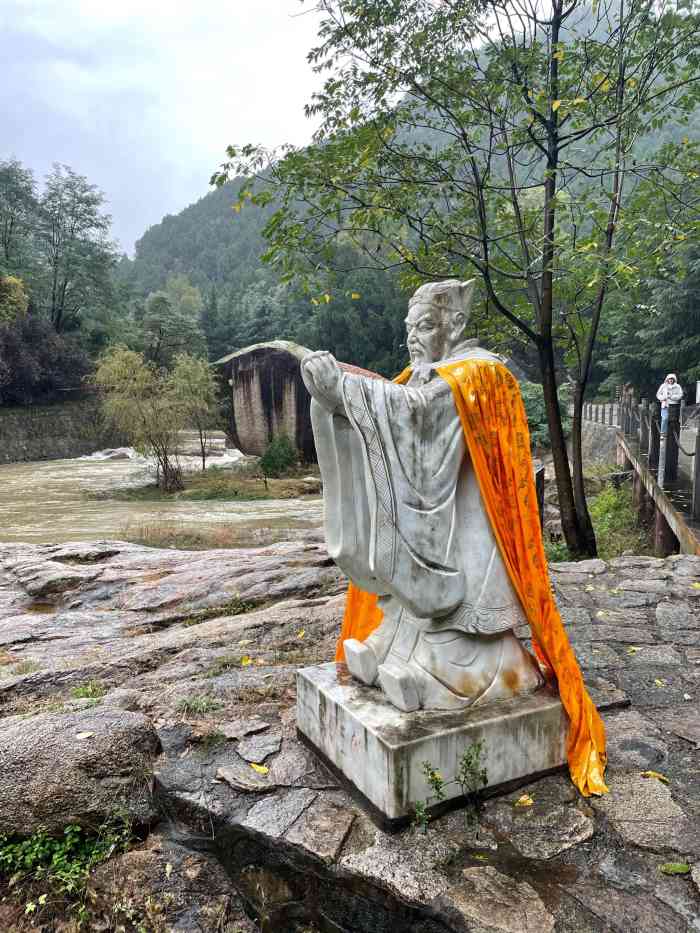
[691, 582, 700, 590]
[351, 292, 361, 300]
[552, 100, 562, 111]
[297, 629, 305, 639]
[627, 646, 640, 655]
[240, 656, 252, 666]
[514, 793, 534, 808]
[641, 770, 669, 784]
[250, 763, 269, 775]
[654, 678, 667, 688]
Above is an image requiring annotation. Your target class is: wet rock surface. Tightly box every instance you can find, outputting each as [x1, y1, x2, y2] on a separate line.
[0, 541, 698, 931]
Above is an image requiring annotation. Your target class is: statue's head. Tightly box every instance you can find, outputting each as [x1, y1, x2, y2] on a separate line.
[405, 279, 475, 364]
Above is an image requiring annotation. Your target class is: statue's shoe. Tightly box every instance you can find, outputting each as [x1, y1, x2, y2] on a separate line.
[377, 659, 421, 712]
[343, 598, 403, 686]
[344, 639, 379, 685]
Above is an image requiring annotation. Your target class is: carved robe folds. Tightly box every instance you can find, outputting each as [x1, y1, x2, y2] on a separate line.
[312, 349, 543, 711]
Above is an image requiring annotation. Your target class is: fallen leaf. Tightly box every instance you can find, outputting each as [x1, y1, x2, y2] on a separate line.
[659, 862, 690, 875]
[471, 853, 489, 861]
[641, 770, 669, 784]
[297, 628, 305, 639]
[514, 793, 534, 808]
[250, 763, 269, 775]
[691, 582, 700, 590]
[627, 646, 640, 655]
[654, 678, 667, 688]
[76, 731, 94, 740]
[240, 656, 252, 666]
[552, 99, 562, 111]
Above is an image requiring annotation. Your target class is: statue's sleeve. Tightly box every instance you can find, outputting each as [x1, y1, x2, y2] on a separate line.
[333, 373, 466, 619]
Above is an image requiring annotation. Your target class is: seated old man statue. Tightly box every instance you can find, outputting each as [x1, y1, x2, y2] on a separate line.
[301, 279, 607, 796]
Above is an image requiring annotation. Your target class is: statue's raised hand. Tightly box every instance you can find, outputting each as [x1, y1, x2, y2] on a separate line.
[301, 350, 342, 412]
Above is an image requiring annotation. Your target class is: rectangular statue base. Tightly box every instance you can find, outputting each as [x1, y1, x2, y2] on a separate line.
[296, 662, 569, 827]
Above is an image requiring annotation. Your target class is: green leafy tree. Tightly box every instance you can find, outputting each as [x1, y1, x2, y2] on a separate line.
[35, 164, 117, 333]
[0, 275, 29, 323]
[599, 246, 700, 398]
[168, 353, 221, 470]
[0, 159, 37, 274]
[141, 274, 206, 367]
[215, 0, 700, 556]
[93, 347, 185, 491]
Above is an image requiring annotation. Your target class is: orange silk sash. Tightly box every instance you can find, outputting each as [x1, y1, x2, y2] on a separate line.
[335, 359, 608, 797]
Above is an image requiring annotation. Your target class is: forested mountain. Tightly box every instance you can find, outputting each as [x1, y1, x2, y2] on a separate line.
[116, 183, 414, 375]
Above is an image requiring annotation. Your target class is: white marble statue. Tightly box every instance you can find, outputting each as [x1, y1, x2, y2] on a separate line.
[301, 280, 543, 712]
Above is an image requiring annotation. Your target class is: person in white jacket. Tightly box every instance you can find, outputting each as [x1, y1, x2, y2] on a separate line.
[656, 373, 683, 433]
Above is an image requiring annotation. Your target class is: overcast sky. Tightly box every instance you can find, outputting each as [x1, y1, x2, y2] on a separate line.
[1, 0, 323, 254]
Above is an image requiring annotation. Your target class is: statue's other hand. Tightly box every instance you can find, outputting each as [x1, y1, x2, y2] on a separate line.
[301, 351, 342, 411]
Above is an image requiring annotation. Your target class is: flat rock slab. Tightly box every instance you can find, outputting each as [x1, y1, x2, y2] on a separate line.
[592, 770, 700, 854]
[297, 662, 568, 823]
[446, 866, 555, 933]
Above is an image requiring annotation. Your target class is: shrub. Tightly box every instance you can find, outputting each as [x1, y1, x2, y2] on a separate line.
[260, 434, 297, 477]
[0, 313, 91, 406]
[588, 481, 652, 560]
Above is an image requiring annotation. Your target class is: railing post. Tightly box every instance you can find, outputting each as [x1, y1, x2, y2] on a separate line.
[692, 430, 700, 522]
[649, 404, 660, 470]
[666, 402, 681, 483]
[639, 399, 649, 453]
[608, 404, 614, 426]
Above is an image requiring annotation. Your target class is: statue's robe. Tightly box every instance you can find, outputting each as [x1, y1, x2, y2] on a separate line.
[312, 344, 608, 797]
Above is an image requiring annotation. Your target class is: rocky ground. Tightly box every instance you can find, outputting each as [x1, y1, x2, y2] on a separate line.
[0, 540, 698, 932]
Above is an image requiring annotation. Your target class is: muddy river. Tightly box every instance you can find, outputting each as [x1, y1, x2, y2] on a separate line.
[0, 450, 323, 544]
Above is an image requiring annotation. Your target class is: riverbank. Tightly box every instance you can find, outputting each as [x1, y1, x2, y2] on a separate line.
[93, 464, 322, 504]
[0, 396, 123, 464]
[0, 540, 698, 930]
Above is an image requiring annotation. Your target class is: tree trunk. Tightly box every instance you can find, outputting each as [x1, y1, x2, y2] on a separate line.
[571, 382, 597, 556]
[198, 426, 207, 472]
[539, 343, 593, 557]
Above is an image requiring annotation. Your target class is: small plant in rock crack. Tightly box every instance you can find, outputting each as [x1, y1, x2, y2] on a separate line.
[70, 680, 106, 700]
[176, 694, 223, 717]
[412, 740, 488, 833]
[0, 816, 133, 923]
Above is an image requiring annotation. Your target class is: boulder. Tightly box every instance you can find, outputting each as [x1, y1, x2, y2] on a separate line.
[0, 707, 160, 835]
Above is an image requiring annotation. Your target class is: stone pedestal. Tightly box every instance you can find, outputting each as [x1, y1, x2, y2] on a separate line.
[297, 662, 568, 827]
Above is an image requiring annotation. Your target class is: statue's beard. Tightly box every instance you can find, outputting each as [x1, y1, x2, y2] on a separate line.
[408, 341, 451, 365]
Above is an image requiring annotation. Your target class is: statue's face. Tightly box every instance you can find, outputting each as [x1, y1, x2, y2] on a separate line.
[405, 301, 452, 364]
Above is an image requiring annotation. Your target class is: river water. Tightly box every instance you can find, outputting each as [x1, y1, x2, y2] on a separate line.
[0, 450, 323, 545]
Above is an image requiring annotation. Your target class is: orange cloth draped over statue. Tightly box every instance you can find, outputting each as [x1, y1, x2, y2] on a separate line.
[335, 358, 608, 797]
